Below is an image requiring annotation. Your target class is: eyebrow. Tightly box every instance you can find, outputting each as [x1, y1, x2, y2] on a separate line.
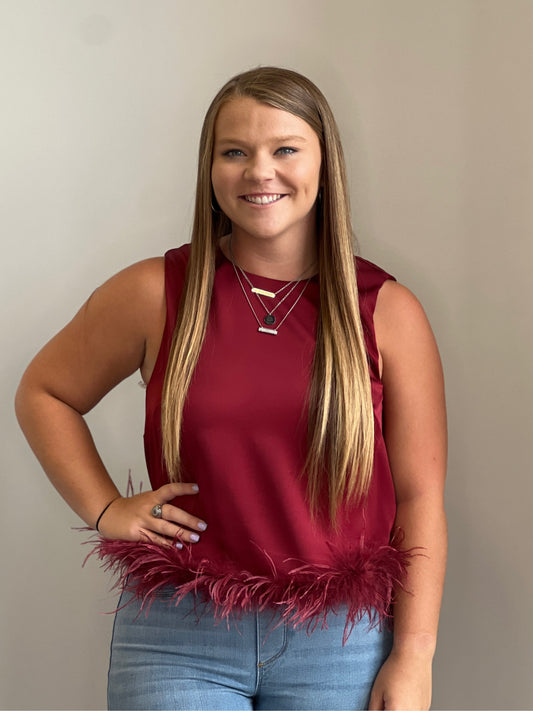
[216, 135, 308, 146]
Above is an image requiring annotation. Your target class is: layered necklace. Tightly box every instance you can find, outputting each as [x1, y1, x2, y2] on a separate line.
[228, 237, 315, 336]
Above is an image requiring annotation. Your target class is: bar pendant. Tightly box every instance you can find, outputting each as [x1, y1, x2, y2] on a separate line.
[258, 326, 278, 335]
[252, 287, 276, 298]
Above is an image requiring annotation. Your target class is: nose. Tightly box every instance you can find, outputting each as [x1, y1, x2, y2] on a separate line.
[243, 151, 275, 182]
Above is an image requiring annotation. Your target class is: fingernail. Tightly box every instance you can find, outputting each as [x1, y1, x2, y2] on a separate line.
[175, 542, 183, 549]
[190, 533, 200, 543]
[197, 522, 207, 531]
[191, 484, 199, 492]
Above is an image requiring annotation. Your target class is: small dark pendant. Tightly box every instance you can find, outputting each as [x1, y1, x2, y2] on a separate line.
[264, 314, 276, 326]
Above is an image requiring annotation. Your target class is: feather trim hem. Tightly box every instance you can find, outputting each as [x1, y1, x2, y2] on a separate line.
[82, 532, 418, 644]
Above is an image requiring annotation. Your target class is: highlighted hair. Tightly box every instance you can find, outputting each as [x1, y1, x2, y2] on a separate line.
[161, 67, 374, 522]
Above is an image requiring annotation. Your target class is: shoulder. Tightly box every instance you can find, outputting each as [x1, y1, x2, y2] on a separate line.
[87, 256, 166, 322]
[374, 280, 432, 344]
[355, 255, 396, 295]
[164, 243, 191, 275]
[353, 254, 431, 348]
[116, 255, 165, 286]
[374, 279, 443, 387]
[80, 256, 168, 365]
[105, 245, 189, 295]
[76, 256, 168, 376]
[165, 243, 191, 262]
[354, 257, 396, 341]
[88, 241, 190, 315]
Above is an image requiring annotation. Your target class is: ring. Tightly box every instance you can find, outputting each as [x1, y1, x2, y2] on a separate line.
[151, 504, 163, 519]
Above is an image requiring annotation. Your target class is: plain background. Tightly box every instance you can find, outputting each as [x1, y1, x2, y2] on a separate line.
[1, 1, 532, 709]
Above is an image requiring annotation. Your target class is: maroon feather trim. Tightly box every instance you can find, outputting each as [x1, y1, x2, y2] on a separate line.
[83, 531, 417, 644]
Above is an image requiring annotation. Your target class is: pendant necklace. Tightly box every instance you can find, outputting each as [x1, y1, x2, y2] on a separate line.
[231, 263, 312, 335]
[228, 237, 314, 335]
[235, 263, 304, 326]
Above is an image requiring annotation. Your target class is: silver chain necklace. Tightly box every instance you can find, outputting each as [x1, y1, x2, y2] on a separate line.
[228, 238, 314, 336]
[231, 263, 311, 335]
[239, 269, 300, 300]
[235, 263, 303, 323]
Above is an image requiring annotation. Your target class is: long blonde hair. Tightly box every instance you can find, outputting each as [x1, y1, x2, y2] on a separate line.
[161, 67, 374, 522]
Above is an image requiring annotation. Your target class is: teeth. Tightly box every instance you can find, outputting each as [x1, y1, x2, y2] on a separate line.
[244, 194, 282, 204]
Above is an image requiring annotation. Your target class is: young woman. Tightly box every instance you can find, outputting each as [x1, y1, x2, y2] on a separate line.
[15, 67, 447, 710]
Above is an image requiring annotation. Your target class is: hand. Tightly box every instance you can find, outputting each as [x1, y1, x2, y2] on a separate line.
[96, 482, 206, 547]
[368, 650, 432, 710]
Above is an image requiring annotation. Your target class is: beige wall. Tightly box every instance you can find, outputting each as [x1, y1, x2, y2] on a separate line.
[1, 1, 532, 708]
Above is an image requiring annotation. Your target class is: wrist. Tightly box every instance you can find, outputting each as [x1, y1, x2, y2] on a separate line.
[391, 632, 437, 662]
[94, 496, 121, 531]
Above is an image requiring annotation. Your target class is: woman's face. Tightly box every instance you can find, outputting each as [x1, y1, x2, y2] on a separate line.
[211, 97, 322, 247]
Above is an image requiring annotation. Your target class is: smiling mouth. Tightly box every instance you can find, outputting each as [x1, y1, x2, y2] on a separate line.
[241, 194, 285, 205]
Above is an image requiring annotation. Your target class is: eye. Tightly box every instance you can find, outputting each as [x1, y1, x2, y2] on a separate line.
[223, 149, 245, 158]
[276, 147, 297, 155]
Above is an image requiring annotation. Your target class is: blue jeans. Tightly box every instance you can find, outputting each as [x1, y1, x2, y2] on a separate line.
[108, 591, 393, 710]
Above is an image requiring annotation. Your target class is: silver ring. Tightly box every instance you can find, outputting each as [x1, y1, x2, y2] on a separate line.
[151, 504, 163, 519]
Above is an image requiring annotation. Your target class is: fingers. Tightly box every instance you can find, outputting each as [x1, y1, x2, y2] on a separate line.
[160, 504, 207, 536]
[138, 528, 180, 549]
[151, 482, 207, 545]
[154, 513, 206, 546]
[157, 482, 200, 501]
[97, 483, 207, 546]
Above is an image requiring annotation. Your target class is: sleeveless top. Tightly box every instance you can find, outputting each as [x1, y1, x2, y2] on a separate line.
[92, 244, 412, 638]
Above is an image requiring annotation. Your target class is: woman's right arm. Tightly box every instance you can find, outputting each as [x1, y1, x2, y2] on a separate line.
[15, 258, 206, 546]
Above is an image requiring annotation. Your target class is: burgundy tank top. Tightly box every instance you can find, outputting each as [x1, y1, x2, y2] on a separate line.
[94, 244, 412, 637]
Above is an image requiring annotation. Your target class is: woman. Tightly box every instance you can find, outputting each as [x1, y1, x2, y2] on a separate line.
[15, 67, 447, 710]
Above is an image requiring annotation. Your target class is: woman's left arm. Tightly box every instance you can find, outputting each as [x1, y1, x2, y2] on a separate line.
[369, 281, 447, 711]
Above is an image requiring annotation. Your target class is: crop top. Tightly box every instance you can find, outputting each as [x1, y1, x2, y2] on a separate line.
[90, 244, 412, 639]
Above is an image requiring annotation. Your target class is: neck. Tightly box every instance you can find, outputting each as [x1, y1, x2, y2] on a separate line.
[221, 232, 318, 281]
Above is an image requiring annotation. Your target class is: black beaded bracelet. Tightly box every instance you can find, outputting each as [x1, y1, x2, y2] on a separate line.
[95, 496, 120, 532]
